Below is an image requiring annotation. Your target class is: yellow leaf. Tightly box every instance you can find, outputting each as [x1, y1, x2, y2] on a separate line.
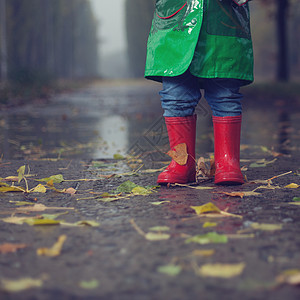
[31, 184, 47, 193]
[191, 203, 221, 214]
[250, 223, 283, 231]
[276, 269, 300, 285]
[203, 222, 217, 228]
[79, 279, 99, 289]
[37, 235, 67, 257]
[23, 219, 60, 226]
[0, 186, 25, 193]
[191, 249, 215, 257]
[198, 263, 246, 278]
[145, 232, 170, 241]
[284, 183, 299, 189]
[167, 143, 188, 165]
[1, 277, 43, 292]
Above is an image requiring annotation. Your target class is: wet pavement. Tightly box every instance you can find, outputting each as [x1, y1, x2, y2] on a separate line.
[0, 80, 300, 299]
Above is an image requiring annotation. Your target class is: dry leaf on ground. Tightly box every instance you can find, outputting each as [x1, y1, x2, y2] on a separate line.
[167, 143, 188, 165]
[1, 277, 43, 292]
[197, 263, 246, 278]
[0, 243, 27, 254]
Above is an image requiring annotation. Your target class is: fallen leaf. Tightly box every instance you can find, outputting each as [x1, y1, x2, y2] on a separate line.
[16, 204, 74, 212]
[0, 186, 25, 193]
[292, 197, 300, 202]
[157, 264, 182, 276]
[149, 226, 170, 232]
[116, 180, 138, 193]
[167, 143, 188, 165]
[113, 153, 125, 160]
[64, 187, 76, 195]
[191, 249, 215, 257]
[276, 269, 300, 285]
[249, 158, 277, 168]
[145, 232, 170, 241]
[250, 223, 283, 231]
[175, 183, 214, 190]
[61, 220, 100, 227]
[132, 186, 152, 195]
[0, 243, 27, 254]
[79, 279, 99, 289]
[150, 201, 170, 205]
[37, 235, 67, 257]
[191, 203, 221, 214]
[185, 232, 228, 245]
[24, 219, 60, 226]
[9, 201, 35, 206]
[197, 263, 245, 278]
[284, 183, 299, 189]
[1, 277, 43, 292]
[36, 174, 64, 184]
[17, 165, 26, 183]
[203, 222, 217, 228]
[191, 202, 242, 219]
[31, 184, 47, 193]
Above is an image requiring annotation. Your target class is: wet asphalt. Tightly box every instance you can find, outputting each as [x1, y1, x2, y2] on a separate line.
[0, 80, 300, 300]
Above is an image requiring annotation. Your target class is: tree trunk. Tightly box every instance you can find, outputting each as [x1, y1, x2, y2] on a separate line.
[0, 0, 8, 82]
[276, 0, 289, 81]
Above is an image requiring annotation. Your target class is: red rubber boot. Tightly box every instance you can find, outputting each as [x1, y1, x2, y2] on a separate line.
[157, 115, 197, 184]
[213, 115, 244, 185]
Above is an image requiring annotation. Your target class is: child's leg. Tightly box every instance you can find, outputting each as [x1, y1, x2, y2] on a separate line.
[203, 78, 244, 185]
[157, 70, 201, 184]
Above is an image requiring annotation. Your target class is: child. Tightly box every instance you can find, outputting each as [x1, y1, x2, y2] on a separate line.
[145, 0, 253, 185]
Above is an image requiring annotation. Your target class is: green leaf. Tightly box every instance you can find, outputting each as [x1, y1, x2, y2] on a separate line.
[157, 264, 182, 277]
[249, 158, 277, 168]
[36, 174, 64, 184]
[292, 197, 300, 202]
[115, 180, 138, 193]
[145, 232, 170, 241]
[41, 212, 69, 220]
[113, 153, 125, 160]
[151, 201, 170, 206]
[185, 232, 228, 245]
[79, 279, 99, 289]
[149, 226, 170, 232]
[17, 166, 26, 183]
[132, 186, 152, 195]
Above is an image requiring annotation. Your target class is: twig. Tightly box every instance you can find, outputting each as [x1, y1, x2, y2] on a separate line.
[130, 219, 146, 237]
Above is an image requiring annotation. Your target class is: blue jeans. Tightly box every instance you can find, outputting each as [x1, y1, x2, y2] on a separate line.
[159, 70, 244, 117]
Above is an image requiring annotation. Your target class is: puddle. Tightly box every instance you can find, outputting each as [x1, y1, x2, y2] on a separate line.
[0, 81, 299, 160]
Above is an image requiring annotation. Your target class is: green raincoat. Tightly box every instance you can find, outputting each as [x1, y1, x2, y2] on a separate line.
[145, 0, 254, 85]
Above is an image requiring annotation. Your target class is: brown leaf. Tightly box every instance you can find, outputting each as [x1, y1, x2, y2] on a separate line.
[0, 243, 27, 254]
[167, 143, 188, 166]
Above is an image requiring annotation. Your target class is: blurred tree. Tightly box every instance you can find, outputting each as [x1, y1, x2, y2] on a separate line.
[125, 0, 155, 77]
[259, 0, 290, 81]
[3, 0, 99, 85]
[0, 0, 8, 82]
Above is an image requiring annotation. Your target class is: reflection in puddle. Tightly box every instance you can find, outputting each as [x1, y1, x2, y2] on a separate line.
[94, 115, 129, 159]
[0, 82, 299, 160]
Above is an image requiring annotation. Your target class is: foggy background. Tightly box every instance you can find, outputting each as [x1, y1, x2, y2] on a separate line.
[0, 0, 300, 83]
